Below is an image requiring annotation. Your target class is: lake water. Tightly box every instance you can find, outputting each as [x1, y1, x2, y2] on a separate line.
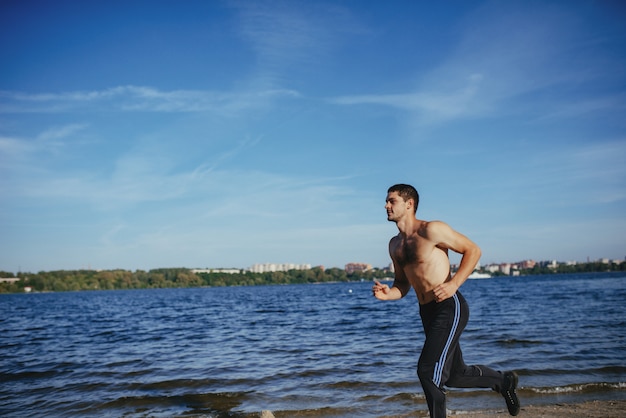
[1, 272, 625, 417]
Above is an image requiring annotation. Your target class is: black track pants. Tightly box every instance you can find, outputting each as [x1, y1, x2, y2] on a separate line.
[418, 292, 503, 418]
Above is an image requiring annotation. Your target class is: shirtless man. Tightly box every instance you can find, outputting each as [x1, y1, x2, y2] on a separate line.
[373, 184, 520, 417]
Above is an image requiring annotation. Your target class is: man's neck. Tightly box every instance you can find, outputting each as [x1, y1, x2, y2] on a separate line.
[396, 215, 420, 237]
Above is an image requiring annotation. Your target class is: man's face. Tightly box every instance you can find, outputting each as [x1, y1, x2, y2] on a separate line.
[385, 191, 409, 222]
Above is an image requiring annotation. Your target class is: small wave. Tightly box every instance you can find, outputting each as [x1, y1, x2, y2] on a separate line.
[347, 305, 370, 312]
[383, 392, 426, 403]
[496, 338, 544, 346]
[0, 369, 59, 382]
[516, 365, 626, 377]
[443, 382, 626, 399]
[254, 309, 287, 314]
[0, 361, 80, 383]
[326, 380, 377, 390]
[528, 382, 626, 395]
[73, 391, 252, 417]
[123, 377, 227, 392]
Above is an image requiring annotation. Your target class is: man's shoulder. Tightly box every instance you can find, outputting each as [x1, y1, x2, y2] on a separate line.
[420, 220, 454, 240]
[421, 220, 449, 232]
[424, 219, 446, 225]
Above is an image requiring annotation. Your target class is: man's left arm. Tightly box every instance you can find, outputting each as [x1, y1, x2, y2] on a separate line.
[430, 221, 482, 302]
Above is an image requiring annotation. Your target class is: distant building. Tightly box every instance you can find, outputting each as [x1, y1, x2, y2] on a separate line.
[345, 262, 372, 275]
[192, 268, 241, 274]
[500, 263, 511, 275]
[248, 263, 311, 273]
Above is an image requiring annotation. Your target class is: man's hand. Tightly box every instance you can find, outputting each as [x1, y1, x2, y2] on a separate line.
[433, 281, 459, 302]
[372, 280, 391, 300]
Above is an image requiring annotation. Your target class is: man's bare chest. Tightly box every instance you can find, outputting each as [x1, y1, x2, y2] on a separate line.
[392, 236, 427, 266]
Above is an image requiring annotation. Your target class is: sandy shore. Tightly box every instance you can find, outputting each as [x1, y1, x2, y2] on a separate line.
[259, 399, 626, 417]
[448, 399, 626, 417]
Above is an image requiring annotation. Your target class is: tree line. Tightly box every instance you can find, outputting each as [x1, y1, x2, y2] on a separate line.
[0, 267, 390, 294]
[513, 260, 626, 276]
[0, 261, 623, 294]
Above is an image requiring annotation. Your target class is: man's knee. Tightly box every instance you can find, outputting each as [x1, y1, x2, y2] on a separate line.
[417, 362, 433, 382]
[417, 363, 442, 391]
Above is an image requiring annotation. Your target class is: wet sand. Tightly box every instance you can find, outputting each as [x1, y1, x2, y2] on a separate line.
[259, 399, 626, 417]
[448, 399, 626, 417]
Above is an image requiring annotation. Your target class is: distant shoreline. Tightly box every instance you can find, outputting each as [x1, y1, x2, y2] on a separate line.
[1, 269, 625, 294]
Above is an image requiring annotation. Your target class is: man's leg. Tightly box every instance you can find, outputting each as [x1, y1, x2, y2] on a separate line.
[443, 295, 521, 416]
[446, 345, 502, 389]
[444, 348, 520, 416]
[418, 293, 468, 418]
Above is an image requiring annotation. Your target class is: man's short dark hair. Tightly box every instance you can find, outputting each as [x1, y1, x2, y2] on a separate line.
[388, 184, 419, 213]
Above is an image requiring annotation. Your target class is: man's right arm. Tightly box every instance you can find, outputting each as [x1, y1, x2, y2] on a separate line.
[373, 259, 411, 300]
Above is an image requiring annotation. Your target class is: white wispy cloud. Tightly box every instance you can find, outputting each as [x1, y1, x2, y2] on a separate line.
[533, 93, 626, 121]
[330, 73, 485, 122]
[37, 123, 88, 141]
[482, 138, 626, 208]
[329, 2, 617, 127]
[191, 135, 264, 178]
[231, 0, 362, 88]
[536, 139, 626, 205]
[0, 135, 34, 157]
[4, 131, 364, 230]
[0, 123, 89, 172]
[0, 86, 300, 114]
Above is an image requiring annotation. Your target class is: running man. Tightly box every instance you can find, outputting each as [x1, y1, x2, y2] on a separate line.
[373, 184, 520, 417]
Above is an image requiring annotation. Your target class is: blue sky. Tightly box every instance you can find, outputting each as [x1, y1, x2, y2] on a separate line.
[1, 0, 625, 273]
